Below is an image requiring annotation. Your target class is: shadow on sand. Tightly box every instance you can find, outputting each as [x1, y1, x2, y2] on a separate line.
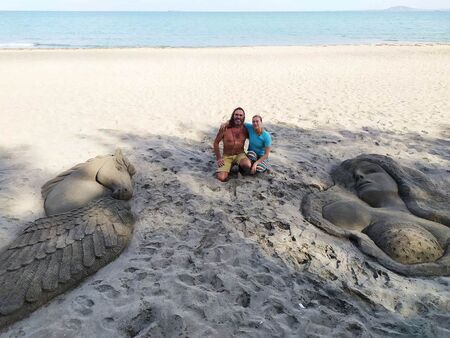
[69, 123, 448, 337]
[1, 122, 449, 336]
[0, 145, 52, 248]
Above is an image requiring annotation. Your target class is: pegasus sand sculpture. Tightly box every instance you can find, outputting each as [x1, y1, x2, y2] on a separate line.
[302, 154, 450, 277]
[0, 149, 136, 329]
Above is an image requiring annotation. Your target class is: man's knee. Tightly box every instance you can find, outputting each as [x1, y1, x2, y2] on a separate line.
[239, 158, 251, 169]
[216, 172, 229, 182]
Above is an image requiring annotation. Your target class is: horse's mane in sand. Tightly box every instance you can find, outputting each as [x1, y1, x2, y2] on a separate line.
[41, 155, 107, 200]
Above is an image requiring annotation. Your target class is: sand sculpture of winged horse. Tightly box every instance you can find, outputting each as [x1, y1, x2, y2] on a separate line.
[0, 149, 136, 329]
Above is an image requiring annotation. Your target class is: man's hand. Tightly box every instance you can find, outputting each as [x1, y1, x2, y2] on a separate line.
[217, 158, 225, 167]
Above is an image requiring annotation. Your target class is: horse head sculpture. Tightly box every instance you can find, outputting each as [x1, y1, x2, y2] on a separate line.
[42, 149, 136, 216]
[96, 149, 136, 201]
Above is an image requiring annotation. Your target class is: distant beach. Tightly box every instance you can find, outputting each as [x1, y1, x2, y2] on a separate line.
[0, 11, 450, 48]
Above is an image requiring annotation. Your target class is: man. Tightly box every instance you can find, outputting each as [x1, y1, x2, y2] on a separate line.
[213, 107, 252, 182]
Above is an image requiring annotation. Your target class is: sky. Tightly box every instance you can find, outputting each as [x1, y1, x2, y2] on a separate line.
[0, 0, 448, 11]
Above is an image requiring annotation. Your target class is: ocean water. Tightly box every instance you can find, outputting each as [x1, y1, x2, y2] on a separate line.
[0, 11, 449, 48]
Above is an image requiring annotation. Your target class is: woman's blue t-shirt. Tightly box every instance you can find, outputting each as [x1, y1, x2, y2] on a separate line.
[244, 123, 272, 157]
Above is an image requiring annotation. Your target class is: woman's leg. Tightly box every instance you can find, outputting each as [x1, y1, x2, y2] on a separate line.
[248, 151, 269, 173]
[256, 160, 269, 173]
[247, 151, 257, 162]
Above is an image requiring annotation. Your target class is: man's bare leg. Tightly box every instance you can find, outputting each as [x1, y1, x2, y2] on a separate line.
[216, 171, 229, 182]
[239, 157, 252, 175]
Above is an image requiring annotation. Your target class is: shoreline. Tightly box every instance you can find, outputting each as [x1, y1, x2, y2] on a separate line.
[1, 42, 450, 51]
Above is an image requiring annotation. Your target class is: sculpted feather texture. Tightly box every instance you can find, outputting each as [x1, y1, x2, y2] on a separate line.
[0, 150, 136, 330]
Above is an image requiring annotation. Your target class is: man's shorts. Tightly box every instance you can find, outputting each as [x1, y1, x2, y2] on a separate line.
[217, 152, 248, 173]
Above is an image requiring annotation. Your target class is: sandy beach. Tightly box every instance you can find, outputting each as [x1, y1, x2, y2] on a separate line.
[0, 45, 449, 337]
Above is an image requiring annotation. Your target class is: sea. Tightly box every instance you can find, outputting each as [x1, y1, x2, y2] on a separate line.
[0, 11, 449, 48]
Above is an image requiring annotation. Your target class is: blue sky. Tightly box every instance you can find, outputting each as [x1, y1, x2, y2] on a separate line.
[0, 1, 448, 11]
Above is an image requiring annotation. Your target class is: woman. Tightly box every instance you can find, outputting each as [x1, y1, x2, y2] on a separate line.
[302, 154, 450, 277]
[244, 115, 272, 175]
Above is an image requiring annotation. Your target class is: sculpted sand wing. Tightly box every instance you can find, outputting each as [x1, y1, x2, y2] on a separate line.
[0, 150, 136, 330]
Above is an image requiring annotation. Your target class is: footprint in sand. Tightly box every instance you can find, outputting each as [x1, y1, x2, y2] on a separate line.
[159, 150, 172, 159]
[63, 318, 82, 331]
[254, 273, 275, 286]
[178, 273, 196, 286]
[122, 304, 189, 337]
[198, 272, 225, 292]
[122, 307, 155, 337]
[95, 284, 120, 299]
[236, 290, 251, 308]
[147, 313, 188, 338]
[72, 295, 95, 316]
[102, 317, 115, 329]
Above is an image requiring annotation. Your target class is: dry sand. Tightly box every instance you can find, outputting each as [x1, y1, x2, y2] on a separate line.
[0, 45, 449, 337]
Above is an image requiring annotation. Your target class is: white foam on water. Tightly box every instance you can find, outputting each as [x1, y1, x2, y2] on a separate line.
[0, 42, 36, 48]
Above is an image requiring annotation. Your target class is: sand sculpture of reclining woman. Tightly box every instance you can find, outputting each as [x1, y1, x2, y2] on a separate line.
[302, 154, 449, 277]
[0, 149, 136, 329]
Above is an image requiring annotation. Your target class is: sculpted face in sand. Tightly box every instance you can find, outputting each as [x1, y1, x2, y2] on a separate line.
[354, 162, 399, 207]
[302, 154, 450, 276]
[0, 150, 136, 329]
[213, 107, 251, 182]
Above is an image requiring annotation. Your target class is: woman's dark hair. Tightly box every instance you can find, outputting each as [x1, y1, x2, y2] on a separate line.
[229, 107, 245, 127]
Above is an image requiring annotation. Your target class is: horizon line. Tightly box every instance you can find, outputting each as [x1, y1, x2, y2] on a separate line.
[1, 8, 450, 13]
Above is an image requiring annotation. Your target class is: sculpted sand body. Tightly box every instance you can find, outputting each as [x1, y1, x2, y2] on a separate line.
[0, 150, 136, 329]
[302, 154, 450, 277]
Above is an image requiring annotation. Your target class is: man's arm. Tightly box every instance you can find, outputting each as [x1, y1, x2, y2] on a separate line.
[213, 126, 226, 167]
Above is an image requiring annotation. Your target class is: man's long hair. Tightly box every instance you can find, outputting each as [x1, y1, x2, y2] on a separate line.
[228, 107, 245, 127]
